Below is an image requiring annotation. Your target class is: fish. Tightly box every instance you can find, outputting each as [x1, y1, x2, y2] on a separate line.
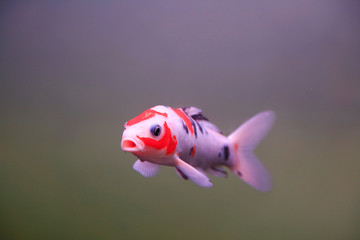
[121, 105, 275, 191]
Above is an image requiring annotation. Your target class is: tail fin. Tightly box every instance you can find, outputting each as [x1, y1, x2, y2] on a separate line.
[228, 111, 276, 192]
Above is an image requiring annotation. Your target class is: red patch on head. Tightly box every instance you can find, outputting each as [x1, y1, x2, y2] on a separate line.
[173, 108, 194, 135]
[137, 121, 177, 154]
[126, 109, 168, 127]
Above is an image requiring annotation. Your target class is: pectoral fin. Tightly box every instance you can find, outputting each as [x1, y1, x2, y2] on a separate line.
[174, 156, 212, 188]
[133, 159, 160, 177]
[175, 168, 189, 180]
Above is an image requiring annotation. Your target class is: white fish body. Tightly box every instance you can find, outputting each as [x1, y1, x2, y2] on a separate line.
[121, 105, 275, 191]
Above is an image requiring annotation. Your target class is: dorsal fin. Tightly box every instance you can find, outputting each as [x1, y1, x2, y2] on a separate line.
[182, 107, 222, 134]
[182, 107, 209, 121]
[182, 107, 202, 117]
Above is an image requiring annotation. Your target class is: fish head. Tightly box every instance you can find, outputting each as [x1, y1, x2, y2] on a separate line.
[121, 106, 177, 160]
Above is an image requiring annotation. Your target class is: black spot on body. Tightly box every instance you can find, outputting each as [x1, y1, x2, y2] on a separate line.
[181, 120, 189, 134]
[223, 145, 229, 161]
[191, 119, 197, 138]
[182, 110, 197, 138]
[196, 121, 203, 134]
[189, 147, 194, 156]
[237, 171, 242, 176]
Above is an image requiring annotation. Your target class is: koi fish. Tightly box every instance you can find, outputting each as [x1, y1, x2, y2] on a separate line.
[121, 105, 275, 191]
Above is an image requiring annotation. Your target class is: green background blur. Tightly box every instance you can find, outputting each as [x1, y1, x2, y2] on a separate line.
[1, 1, 359, 239]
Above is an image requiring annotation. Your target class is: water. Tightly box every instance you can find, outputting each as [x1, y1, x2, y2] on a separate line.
[1, 1, 360, 239]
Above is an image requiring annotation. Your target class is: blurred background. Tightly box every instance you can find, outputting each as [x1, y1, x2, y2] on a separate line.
[1, 0, 359, 239]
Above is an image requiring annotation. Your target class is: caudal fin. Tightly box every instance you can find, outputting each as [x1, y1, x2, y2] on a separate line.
[228, 111, 276, 192]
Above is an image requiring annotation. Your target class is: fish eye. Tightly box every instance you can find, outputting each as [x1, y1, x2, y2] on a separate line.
[150, 124, 162, 137]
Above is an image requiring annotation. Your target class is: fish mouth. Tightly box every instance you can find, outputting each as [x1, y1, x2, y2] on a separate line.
[121, 137, 144, 153]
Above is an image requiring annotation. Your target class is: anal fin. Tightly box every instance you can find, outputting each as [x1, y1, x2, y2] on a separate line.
[207, 167, 228, 178]
[133, 159, 160, 177]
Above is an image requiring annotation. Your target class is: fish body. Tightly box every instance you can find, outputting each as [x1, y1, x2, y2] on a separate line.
[121, 105, 275, 191]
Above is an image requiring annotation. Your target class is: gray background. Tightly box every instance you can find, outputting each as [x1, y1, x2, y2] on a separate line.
[1, 1, 359, 239]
